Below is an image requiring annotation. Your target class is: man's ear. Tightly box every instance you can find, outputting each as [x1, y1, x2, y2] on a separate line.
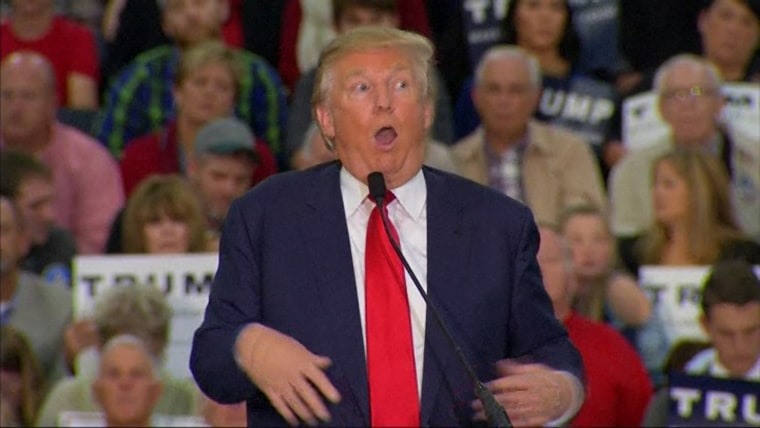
[699, 313, 710, 336]
[187, 157, 199, 180]
[697, 10, 708, 36]
[217, 0, 230, 25]
[314, 105, 335, 140]
[92, 378, 104, 406]
[423, 99, 434, 131]
[149, 380, 164, 406]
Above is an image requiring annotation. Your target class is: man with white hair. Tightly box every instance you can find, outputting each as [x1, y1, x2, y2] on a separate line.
[451, 44, 607, 227]
[92, 335, 164, 428]
[609, 54, 760, 245]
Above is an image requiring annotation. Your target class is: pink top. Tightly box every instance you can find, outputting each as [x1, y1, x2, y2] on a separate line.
[0, 15, 100, 106]
[2, 123, 125, 254]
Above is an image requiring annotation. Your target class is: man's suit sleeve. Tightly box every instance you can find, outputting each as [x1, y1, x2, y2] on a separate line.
[190, 198, 263, 403]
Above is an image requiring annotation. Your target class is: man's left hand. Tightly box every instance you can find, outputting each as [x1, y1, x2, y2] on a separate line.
[472, 360, 576, 426]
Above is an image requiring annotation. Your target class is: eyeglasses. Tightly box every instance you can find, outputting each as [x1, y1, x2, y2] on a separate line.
[660, 86, 721, 102]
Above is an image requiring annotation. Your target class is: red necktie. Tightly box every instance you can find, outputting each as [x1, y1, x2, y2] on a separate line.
[365, 191, 420, 426]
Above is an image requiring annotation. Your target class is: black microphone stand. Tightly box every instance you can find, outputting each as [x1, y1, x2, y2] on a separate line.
[367, 172, 512, 428]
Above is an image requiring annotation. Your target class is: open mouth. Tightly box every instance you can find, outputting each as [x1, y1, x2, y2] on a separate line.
[374, 126, 398, 147]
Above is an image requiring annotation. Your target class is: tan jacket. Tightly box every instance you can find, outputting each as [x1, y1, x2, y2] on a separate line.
[451, 121, 608, 226]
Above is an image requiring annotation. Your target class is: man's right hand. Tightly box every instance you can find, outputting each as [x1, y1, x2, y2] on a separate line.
[234, 323, 341, 426]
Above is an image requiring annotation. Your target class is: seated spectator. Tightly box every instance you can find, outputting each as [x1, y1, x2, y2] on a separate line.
[121, 175, 210, 254]
[0, 151, 77, 286]
[698, 0, 760, 82]
[642, 258, 760, 426]
[36, 283, 198, 426]
[0, 52, 124, 254]
[610, 54, 760, 242]
[559, 205, 651, 329]
[0, 0, 99, 109]
[292, 122, 459, 173]
[0, 196, 71, 391]
[620, 149, 760, 277]
[277, 0, 431, 94]
[92, 335, 164, 428]
[119, 40, 276, 197]
[285, 0, 453, 161]
[537, 225, 653, 427]
[451, 45, 607, 227]
[96, 0, 288, 168]
[0, 326, 45, 427]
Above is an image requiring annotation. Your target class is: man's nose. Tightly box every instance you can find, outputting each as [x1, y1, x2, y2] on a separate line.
[374, 87, 393, 112]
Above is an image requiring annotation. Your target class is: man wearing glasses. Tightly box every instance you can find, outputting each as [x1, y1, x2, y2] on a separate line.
[609, 54, 760, 244]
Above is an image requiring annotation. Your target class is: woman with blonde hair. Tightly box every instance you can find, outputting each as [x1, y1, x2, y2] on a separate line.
[620, 148, 760, 274]
[559, 205, 651, 329]
[122, 175, 209, 254]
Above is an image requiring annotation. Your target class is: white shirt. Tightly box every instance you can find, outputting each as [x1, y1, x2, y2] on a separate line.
[685, 348, 760, 381]
[341, 168, 428, 396]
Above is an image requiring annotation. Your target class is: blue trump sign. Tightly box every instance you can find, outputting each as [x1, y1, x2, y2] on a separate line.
[668, 373, 760, 427]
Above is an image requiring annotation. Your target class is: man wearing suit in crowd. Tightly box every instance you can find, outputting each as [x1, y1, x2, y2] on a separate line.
[191, 27, 584, 426]
[451, 45, 608, 228]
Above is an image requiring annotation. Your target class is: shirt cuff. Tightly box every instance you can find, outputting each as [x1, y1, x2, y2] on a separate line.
[546, 371, 584, 426]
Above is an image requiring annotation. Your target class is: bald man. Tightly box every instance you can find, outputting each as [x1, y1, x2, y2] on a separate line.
[0, 51, 124, 254]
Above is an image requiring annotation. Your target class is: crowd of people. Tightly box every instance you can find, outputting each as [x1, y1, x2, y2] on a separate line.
[0, 0, 758, 426]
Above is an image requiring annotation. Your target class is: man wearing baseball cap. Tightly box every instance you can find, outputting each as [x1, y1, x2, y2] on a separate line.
[189, 117, 259, 246]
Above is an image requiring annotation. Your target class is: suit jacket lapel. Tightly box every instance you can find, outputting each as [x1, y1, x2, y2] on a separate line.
[420, 168, 471, 424]
[300, 163, 370, 424]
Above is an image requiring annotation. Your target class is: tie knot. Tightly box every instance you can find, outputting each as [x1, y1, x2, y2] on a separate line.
[369, 190, 395, 204]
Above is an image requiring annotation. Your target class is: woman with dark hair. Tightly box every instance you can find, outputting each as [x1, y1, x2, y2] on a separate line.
[501, 0, 580, 80]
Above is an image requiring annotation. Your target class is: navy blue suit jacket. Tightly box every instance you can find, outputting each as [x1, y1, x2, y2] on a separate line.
[190, 162, 583, 426]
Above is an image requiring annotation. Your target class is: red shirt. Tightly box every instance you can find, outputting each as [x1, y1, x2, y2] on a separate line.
[222, 0, 244, 48]
[120, 120, 278, 197]
[1, 15, 99, 105]
[564, 312, 654, 427]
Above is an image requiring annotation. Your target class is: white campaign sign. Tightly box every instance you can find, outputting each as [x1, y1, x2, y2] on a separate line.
[639, 266, 711, 345]
[640, 265, 760, 345]
[73, 253, 217, 379]
[623, 83, 760, 152]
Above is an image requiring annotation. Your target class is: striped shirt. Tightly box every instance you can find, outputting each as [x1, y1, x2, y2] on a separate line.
[97, 45, 288, 167]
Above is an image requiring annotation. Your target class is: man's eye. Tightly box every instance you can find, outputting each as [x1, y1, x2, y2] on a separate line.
[396, 81, 408, 89]
[355, 83, 369, 92]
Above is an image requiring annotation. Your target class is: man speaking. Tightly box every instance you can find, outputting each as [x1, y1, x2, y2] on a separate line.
[191, 26, 584, 427]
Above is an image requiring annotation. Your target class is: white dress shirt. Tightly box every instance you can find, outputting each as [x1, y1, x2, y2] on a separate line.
[341, 168, 428, 397]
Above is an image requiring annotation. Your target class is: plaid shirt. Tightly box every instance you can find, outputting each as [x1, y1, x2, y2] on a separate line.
[97, 45, 288, 166]
[486, 134, 530, 202]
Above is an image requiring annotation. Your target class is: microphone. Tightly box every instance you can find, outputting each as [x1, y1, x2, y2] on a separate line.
[367, 172, 512, 427]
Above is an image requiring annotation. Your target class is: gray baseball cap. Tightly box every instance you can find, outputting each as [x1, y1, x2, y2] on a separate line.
[194, 117, 256, 156]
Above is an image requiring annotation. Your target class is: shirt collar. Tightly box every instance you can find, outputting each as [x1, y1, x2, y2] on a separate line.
[340, 167, 426, 220]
